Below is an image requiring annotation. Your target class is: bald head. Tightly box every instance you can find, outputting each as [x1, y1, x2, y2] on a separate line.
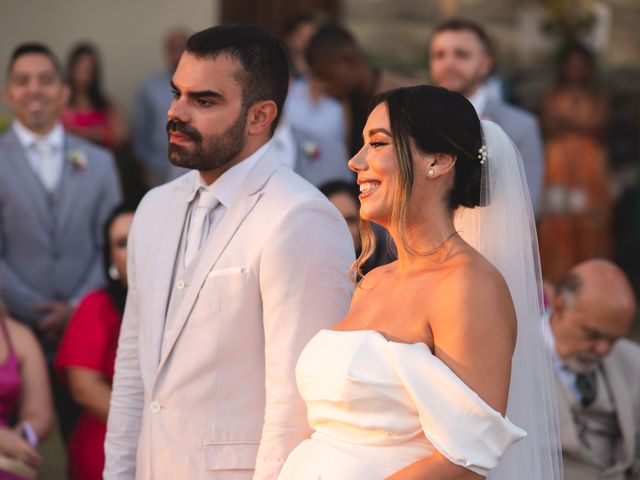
[551, 259, 637, 372]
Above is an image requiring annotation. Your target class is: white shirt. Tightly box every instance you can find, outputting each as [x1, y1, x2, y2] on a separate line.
[183, 141, 273, 247]
[468, 84, 490, 118]
[12, 119, 65, 190]
[542, 310, 584, 401]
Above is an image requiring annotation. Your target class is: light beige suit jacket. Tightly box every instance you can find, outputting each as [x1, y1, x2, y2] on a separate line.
[557, 339, 640, 479]
[104, 147, 355, 479]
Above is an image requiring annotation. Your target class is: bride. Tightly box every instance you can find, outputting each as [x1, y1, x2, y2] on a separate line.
[278, 86, 562, 479]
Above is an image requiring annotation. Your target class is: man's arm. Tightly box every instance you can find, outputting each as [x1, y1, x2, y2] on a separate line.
[0, 263, 48, 326]
[253, 199, 355, 480]
[104, 216, 144, 479]
[0, 213, 48, 325]
[72, 153, 123, 301]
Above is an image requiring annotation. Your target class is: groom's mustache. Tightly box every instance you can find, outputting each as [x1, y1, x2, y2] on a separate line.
[166, 119, 203, 143]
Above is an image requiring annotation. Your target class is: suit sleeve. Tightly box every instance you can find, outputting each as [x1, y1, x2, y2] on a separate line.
[517, 117, 544, 217]
[253, 198, 355, 480]
[132, 85, 155, 170]
[72, 152, 123, 301]
[104, 208, 144, 480]
[0, 195, 48, 325]
[0, 262, 48, 326]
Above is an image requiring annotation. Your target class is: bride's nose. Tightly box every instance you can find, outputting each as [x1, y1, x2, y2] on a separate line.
[348, 147, 367, 173]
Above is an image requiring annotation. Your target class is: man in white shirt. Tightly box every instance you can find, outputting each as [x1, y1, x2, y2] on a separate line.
[0, 42, 122, 437]
[428, 19, 544, 214]
[104, 25, 354, 479]
[547, 259, 640, 479]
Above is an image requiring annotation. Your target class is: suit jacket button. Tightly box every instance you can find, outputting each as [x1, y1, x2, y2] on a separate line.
[176, 280, 186, 290]
[150, 400, 161, 413]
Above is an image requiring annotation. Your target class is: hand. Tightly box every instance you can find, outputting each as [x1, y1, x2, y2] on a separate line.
[0, 428, 42, 468]
[33, 301, 75, 345]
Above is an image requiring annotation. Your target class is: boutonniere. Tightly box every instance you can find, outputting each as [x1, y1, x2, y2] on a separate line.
[301, 141, 321, 161]
[67, 149, 88, 171]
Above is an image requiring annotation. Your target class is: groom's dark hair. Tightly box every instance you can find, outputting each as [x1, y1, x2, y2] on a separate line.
[185, 24, 289, 134]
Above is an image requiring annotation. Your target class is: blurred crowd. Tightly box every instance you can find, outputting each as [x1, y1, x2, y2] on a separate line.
[0, 14, 638, 480]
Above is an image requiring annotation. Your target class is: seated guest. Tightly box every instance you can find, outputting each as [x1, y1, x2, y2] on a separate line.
[62, 43, 129, 150]
[55, 204, 135, 480]
[547, 259, 640, 479]
[0, 297, 53, 479]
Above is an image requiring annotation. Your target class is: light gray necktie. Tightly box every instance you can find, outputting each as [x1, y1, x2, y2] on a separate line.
[32, 140, 57, 191]
[184, 189, 219, 267]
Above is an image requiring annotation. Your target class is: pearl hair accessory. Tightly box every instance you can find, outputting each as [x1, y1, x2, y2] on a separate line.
[478, 145, 488, 165]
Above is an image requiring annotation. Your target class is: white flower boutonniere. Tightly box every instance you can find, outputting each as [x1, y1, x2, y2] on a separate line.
[67, 149, 88, 171]
[301, 141, 321, 161]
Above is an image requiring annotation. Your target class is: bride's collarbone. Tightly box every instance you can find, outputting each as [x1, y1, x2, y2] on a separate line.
[340, 290, 436, 348]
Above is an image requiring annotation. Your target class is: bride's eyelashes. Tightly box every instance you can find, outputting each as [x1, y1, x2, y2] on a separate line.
[369, 138, 390, 149]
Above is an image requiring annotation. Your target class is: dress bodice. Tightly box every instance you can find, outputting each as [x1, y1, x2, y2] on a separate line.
[293, 329, 526, 476]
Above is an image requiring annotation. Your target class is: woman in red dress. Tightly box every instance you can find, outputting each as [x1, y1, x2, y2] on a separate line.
[55, 204, 135, 480]
[61, 43, 129, 150]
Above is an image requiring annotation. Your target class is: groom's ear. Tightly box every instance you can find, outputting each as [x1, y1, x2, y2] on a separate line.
[246, 100, 278, 137]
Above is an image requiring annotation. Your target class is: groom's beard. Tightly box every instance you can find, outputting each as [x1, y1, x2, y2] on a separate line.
[167, 112, 247, 171]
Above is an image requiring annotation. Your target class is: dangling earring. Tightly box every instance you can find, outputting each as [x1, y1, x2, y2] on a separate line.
[109, 264, 120, 281]
[427, 168, 436, 178]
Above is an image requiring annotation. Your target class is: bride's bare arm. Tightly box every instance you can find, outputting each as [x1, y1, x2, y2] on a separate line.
[386, 261, 516, 479]
[385, 450, 483, 479]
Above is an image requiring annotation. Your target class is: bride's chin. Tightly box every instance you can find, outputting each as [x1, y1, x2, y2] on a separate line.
[359, 208, 390, 227]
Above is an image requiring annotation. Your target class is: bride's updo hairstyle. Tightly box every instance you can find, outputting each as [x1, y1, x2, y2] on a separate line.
[354, 85, 483, 279]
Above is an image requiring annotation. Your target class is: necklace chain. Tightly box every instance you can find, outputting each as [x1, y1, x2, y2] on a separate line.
[420, 230, 459, 257]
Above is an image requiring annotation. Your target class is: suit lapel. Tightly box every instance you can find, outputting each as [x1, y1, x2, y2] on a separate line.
[150, 173, 194, 366]
[54, 135, 87, 234]
[4, 130, 54, 230]
[156, 148, 284, 371]
[555, 375, 583, 456]
[602, 354, 635, 471]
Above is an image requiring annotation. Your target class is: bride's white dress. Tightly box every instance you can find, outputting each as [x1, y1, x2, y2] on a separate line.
[278, 329, 526, 479]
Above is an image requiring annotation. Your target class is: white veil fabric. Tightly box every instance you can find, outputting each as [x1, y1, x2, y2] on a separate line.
[454, 121, 563, 480]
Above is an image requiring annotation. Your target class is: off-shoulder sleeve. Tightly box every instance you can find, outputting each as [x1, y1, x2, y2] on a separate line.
[387, 341, 527, 476]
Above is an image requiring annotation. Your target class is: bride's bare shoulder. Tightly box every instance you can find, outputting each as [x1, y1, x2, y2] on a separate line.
[432, 248, 516, 338]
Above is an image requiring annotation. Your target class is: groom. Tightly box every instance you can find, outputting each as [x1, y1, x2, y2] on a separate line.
[104, 25, 355, 479]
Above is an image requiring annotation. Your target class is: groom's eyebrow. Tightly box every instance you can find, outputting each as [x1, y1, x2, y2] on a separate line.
[170, 80, 223, 100]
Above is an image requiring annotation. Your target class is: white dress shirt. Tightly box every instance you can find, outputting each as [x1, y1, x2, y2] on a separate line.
[542, 310, 584, 401]
[12, 120, 65, 191]
[183, 141, 273, 254]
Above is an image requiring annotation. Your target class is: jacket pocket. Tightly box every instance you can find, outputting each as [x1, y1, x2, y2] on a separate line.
[202, 441, 259, 470]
